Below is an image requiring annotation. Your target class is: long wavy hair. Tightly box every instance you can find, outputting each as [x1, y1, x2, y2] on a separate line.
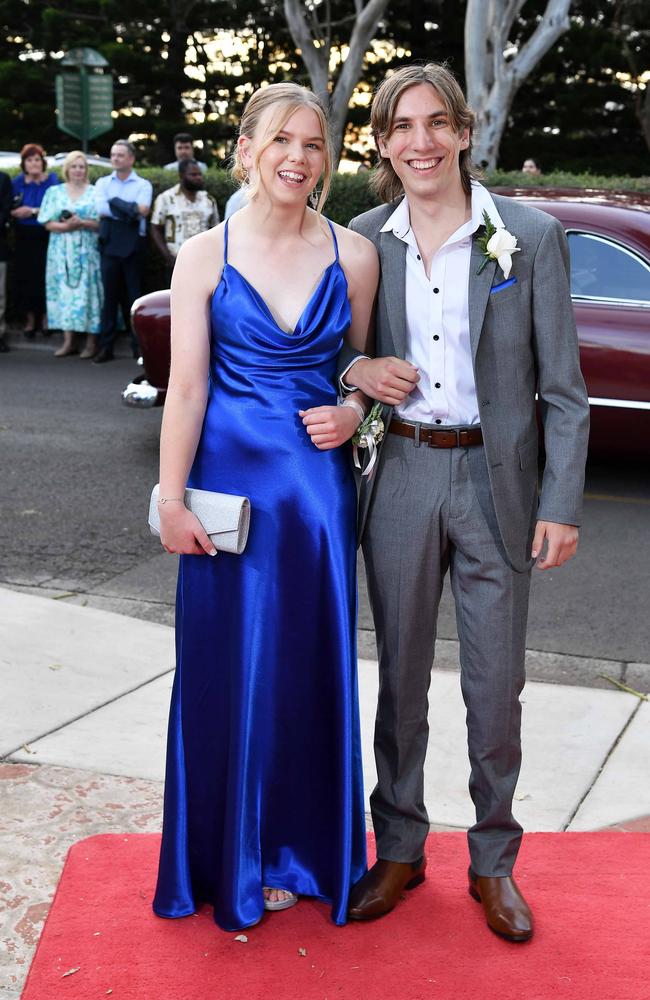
[370, 63, 477, 203]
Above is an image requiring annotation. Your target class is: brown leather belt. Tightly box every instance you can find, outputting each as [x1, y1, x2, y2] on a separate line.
[389, 418, 483, 448]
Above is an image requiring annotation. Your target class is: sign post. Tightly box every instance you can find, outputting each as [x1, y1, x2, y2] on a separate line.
[55, 48, 114, 152]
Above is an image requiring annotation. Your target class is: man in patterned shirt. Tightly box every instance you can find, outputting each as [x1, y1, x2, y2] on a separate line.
[150, 160, 219, 284]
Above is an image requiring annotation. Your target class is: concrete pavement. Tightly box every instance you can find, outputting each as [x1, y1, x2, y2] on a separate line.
[1, 585, 649, 995]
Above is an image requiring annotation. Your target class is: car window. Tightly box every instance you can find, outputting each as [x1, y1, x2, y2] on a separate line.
[568, 232, 650, 304]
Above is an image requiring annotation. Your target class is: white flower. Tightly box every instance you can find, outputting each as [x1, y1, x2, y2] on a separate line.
[352, 401, 384, 477]
[485, 227, 521, 279]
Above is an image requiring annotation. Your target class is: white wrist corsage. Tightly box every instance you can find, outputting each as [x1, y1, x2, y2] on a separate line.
[352, 401, 385, 477]
[476, 210, 521, 280]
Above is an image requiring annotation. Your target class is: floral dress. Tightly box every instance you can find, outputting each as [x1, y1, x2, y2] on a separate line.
[38, 184, 103, 334]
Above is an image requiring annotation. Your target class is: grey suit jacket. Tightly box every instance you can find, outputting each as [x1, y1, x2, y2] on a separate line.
[345, 193, 590, 572]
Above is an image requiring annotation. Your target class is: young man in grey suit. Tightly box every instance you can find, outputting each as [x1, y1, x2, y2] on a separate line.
[341, 64, 589, 941]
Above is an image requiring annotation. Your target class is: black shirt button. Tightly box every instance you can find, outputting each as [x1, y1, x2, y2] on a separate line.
[433, 287, 439, 293]
[433, 335, 439, 341]
[435, 382, 441, 388]
[435, 419, 442, 424]
[416, 254, 421, 260]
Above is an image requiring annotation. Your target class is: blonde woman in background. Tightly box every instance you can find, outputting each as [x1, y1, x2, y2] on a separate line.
[38, 151, 102, 358]
[152, 82, 378, 932]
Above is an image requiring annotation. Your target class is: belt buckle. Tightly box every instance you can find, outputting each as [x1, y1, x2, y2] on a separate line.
[427, 428, 458, 448]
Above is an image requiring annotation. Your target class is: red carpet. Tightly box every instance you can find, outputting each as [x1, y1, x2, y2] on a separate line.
[22, 832, 649, 1000]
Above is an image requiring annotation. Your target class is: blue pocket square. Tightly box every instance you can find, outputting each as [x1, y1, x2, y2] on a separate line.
[490, 277, 518, 294]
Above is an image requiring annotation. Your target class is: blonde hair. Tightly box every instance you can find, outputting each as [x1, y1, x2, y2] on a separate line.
[232, 83, 333, 213]
[61, 150, 88, 181]
[370, 63, 477, 203]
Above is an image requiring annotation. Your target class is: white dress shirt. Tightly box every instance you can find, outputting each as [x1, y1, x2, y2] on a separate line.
[94, 170, 153, 237]
[379, 182, 504, 427]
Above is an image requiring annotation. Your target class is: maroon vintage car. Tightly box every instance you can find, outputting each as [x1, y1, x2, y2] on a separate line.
[125, 189, 650, 457]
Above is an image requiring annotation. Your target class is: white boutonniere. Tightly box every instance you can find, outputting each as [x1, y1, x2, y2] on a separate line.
[352, 401, 385, 477]
[476, 210, 521, 279]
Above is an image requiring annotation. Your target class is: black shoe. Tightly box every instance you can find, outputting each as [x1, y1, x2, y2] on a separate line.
[92, 349, 114, 364]
[0, 338, 9, 353]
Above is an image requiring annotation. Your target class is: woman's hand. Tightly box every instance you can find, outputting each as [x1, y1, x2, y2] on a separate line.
[11, 205, 35, 220]
[66, 214, 82, 231]
[300, 404, 361, 450]
[159, 504, 217, 556]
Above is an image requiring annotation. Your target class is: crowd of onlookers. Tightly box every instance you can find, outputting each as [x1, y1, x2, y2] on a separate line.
[0, 137, 540, 360]
[0, 134, 246, 359]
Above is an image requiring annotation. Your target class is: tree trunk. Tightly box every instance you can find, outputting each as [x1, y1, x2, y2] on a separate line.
[465, 0, 572, 170]
[636, 83, 650, 154]
[283, 0, 391, 167]
[158, 0, 200, 125]
[615, 0, 650, 157]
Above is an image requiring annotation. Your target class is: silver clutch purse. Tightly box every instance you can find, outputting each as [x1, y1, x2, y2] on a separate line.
[148, 484, 251, 555]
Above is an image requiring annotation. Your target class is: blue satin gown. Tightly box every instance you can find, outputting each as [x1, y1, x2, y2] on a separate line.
[153, 219, 367, 930]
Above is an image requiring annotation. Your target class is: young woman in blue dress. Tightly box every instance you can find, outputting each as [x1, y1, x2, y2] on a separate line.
[153, 83, 378, 931]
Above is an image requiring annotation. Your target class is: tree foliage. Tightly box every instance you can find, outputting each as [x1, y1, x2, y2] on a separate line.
[499, 0, 650, 174]
[0, 0, 647, 175]
[465, 0, 572, 170]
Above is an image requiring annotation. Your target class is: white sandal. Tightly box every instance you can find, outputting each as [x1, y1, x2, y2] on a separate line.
[263, 887, 298, 911]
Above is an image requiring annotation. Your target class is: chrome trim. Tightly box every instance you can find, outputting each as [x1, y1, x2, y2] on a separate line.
[572, 294, 650, 308]
[122, 380, 160, 408]
[588, 396, 650, 411]
[566, 230, 650, 307]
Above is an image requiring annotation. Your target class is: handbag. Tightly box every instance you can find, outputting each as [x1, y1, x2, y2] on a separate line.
[148, 484, 251, 555]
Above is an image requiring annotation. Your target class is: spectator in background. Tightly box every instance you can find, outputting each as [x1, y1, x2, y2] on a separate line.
[0, 170, 11, 352]
[38, 151, 103, 358]
[10, 144, 59, 337]
[150, 159, 219, 284]
[163, 132, 207, 174]
[93, 139, 152, 364]
[521, 158, 541, 176]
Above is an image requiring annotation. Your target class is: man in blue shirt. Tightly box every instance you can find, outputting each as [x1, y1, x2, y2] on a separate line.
[94, 140, 152, 363]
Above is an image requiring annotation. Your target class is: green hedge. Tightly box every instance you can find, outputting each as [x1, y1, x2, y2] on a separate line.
[9, 164, 650, 226]
[114, 166, 650, 222]
[484, 169, 650, 194]
[132, 166, 650, 221]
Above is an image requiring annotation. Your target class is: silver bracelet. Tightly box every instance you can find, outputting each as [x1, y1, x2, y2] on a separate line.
[157, 497, 185, 504]
[339, 398, 366, 424]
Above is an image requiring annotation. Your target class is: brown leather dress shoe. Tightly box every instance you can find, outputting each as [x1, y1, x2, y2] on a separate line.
[468, 868, 533, 942]
[348, 857, 427, 920]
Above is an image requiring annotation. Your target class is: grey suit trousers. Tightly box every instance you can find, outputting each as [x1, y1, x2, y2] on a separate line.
[363, 431, 531, 876]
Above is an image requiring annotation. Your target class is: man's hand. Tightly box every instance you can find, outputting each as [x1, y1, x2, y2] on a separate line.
[346, 357, 419, 406]
[531, 521, 579, 569]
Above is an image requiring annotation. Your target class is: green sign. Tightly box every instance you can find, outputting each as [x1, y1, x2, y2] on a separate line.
[55, 48, 114, 149]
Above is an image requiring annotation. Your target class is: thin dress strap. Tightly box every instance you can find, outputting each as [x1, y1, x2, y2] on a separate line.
[223, 218, 229, 264]
[327, 218, 340, 262]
